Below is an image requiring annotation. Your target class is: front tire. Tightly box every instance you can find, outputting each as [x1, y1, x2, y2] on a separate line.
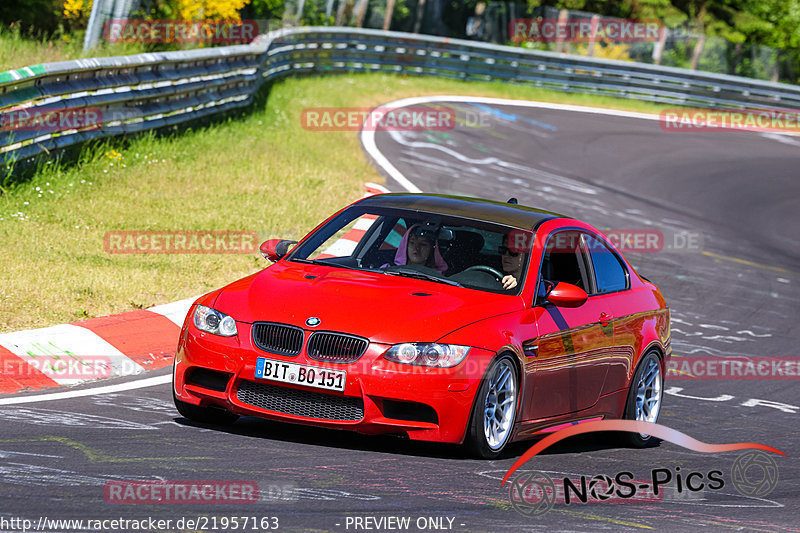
[466, 355, 519, 459]
[622, 350, 663, 447]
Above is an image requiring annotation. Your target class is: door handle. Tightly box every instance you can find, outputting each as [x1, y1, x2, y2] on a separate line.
[599, 312, 614, 326]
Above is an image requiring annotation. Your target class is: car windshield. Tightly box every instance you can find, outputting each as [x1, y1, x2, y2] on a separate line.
[287, 205, 533, 295]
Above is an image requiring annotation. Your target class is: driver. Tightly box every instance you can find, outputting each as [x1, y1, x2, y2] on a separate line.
[499, 235, 524, 290]
[390, 223, 448, 272]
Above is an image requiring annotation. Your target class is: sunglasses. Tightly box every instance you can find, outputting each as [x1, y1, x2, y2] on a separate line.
[498, 246, 520, 257]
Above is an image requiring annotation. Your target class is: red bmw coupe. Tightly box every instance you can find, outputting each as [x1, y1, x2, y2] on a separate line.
[173, 194, 670, 458]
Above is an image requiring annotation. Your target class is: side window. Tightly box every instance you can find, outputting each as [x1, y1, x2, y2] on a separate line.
[584, 234, 629, 294]
[539, 230, 592, 291]
[377, 218, 408, 251]
[358, 217, 408, 268]
[310, 214, 378, 260]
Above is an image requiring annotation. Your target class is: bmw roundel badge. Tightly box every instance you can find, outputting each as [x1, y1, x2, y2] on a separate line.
[305, 317, 321, 327]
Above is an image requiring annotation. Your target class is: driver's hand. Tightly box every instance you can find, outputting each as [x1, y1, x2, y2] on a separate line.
[502, 274, 517, 290]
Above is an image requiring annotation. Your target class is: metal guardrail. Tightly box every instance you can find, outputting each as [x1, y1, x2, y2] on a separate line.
[0, 42, 265, 168]
[3, 26, 800, 171]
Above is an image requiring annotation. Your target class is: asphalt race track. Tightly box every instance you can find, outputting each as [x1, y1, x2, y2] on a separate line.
[1, 98, 799, 532]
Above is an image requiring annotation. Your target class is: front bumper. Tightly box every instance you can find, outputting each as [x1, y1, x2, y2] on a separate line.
[173, 320, 493, 445]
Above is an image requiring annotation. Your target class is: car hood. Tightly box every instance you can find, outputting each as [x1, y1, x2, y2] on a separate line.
[213, 261, 523, 343]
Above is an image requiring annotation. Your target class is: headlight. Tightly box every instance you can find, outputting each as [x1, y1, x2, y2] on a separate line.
[384, 343, 470, 368]
[193, 305, 238, 337]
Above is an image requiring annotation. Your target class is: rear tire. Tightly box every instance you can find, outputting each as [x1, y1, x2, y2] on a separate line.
[173, 391, 239, 426]
[622, 350, 663, 447]
[466, 355, 519, 459]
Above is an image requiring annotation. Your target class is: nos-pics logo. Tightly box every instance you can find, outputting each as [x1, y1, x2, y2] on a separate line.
[502, 421, 783, 517]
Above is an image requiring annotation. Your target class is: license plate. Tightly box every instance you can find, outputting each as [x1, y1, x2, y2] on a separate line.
[254, 358, 346, 392]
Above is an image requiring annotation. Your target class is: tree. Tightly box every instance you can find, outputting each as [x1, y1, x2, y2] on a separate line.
[0, 0, 62, 34]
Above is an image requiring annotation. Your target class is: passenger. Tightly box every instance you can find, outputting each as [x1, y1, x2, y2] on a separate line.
[499, 235, 524, 290]
[391, 223, 448, 272]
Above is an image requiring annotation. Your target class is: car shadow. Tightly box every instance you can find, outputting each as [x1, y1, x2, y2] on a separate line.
[173, 415, 661, 461]
[505, 432, 663, 459]
[174, 415, 467, 459]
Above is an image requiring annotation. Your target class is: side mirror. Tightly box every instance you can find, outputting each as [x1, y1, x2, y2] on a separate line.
[547, 282, 588, 308]
[260, 239, 298, 262]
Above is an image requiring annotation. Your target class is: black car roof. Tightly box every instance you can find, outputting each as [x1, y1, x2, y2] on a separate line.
[355, 193, 566, 229]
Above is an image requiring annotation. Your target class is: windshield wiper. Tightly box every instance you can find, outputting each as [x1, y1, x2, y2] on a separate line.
[384, 268, 463, 287]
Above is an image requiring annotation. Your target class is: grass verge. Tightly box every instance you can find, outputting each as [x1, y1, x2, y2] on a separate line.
[0, 73, 673, 332]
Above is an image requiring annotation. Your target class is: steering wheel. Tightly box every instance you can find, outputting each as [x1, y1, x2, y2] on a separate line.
[461, 265, 504, 281]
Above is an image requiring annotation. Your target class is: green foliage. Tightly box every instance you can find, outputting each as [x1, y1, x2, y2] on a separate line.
[659, 39, 692, 68]
[0, 0, 62, 35]
[734, 43, 780, 79]
[696, 35, 729, 73]
[132, 0, 181, 20]
[299, 0, 334, 25]
[249, 0, 285, 19]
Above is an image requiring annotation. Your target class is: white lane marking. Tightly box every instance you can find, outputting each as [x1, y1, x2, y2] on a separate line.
[360, 107, 422, 193]
[0, 324, 146, 386]
[147, 296, 197, 326]
[0, 374, 171, 405]
[0, 462, 157, 487]
[759, 132, 800, 144]
[667, 387, 799, 414]
[0, 407, 159, 430]
[387, 129, 500, 165]
[360, 95, 800, 194]
[665, 387, 735, 402]
[91, 394, 177, 414]
[276, 487, 380, 502]
[0, 449, 63, 459]
[737, 329, 772, 338]
[699, 324, 729, 330]
[388, 129, 600, 195]
[360, 95, 662, 193]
